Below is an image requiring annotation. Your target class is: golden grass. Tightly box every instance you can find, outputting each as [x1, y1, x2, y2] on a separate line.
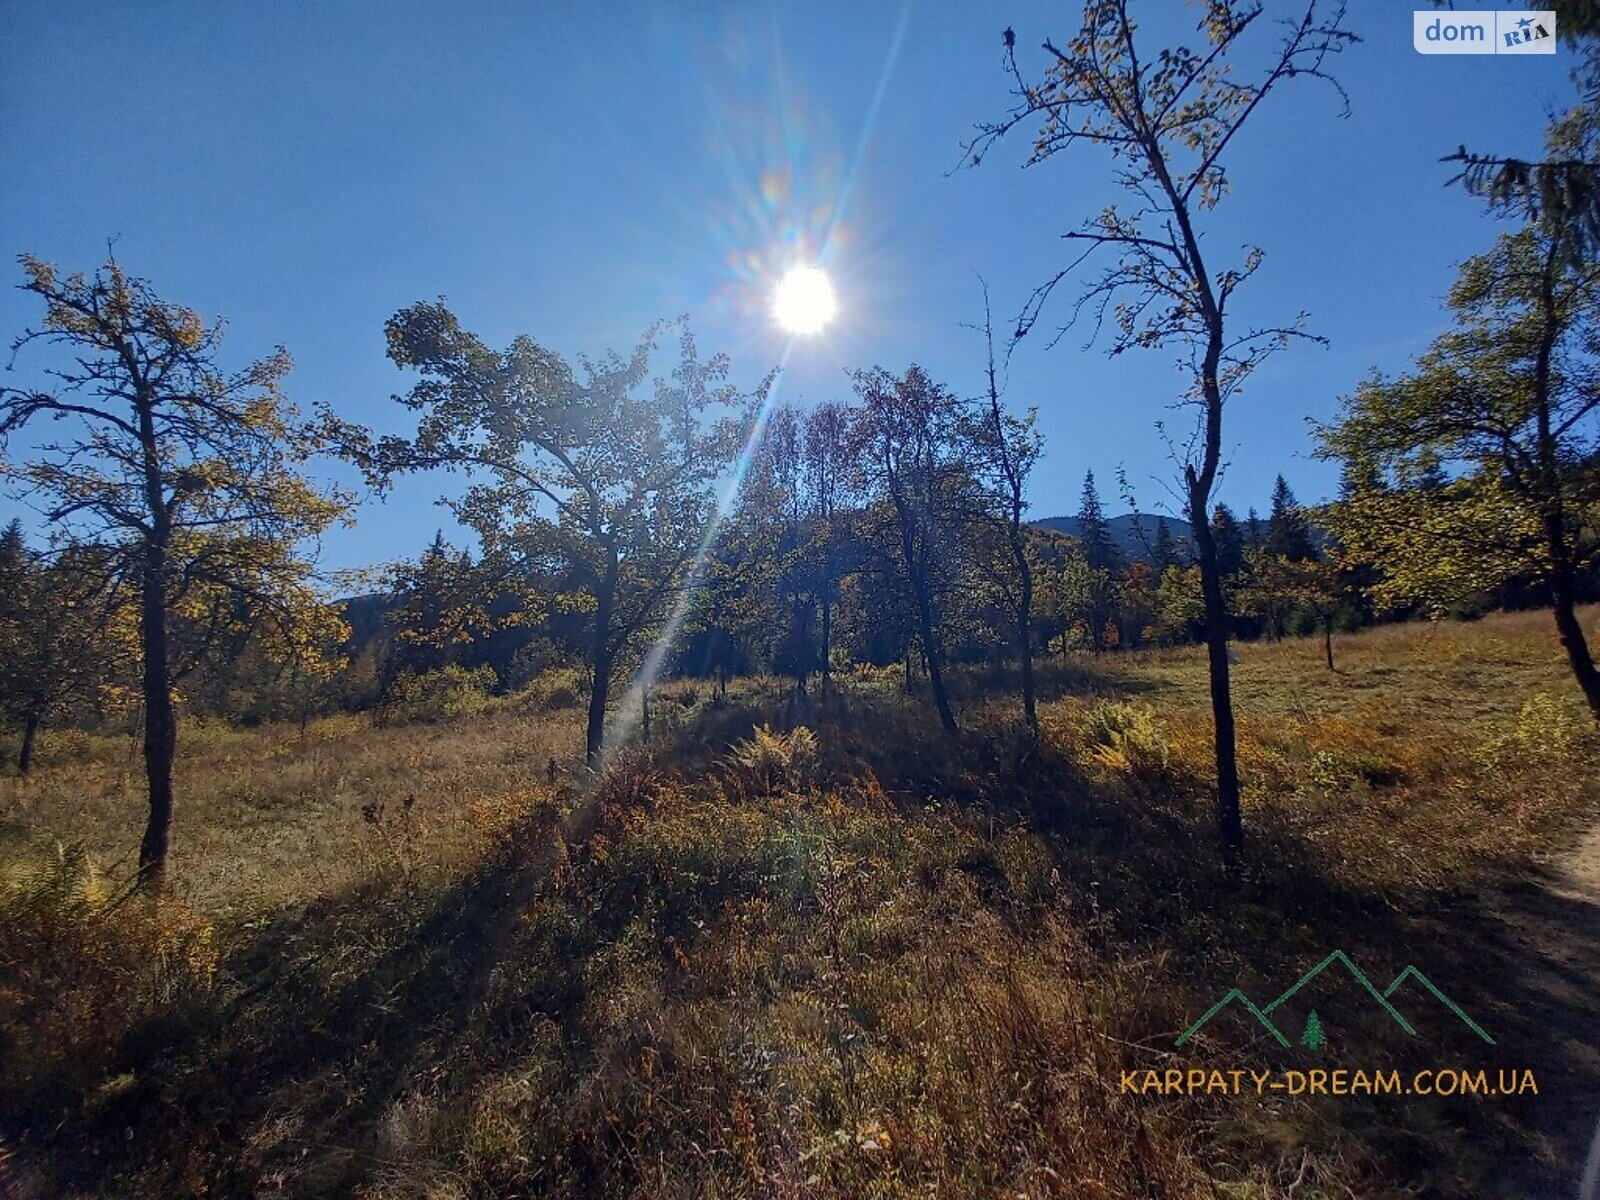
[0, 707, 580, 916]
[0, 607, 1597, 1198]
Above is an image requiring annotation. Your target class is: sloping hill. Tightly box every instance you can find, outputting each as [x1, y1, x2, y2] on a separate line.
[1031, 512, 1189, 562]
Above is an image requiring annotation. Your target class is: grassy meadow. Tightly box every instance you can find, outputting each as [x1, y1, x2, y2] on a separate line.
[2, 607, 1598, 1199]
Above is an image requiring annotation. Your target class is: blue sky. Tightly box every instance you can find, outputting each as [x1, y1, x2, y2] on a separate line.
[0, 2, 1581, 571]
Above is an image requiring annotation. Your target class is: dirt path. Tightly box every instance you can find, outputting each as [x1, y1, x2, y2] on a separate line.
[1553, 822, 1600, 906]
[1470, 820, 1600, 1197]
[1553, 822, 1600, 1199]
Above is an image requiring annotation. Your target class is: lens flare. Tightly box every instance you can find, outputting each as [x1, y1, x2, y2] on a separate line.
[773, 265, 836, 334]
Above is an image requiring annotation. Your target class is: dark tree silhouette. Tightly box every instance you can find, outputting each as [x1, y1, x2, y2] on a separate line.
[0, 257, 347, 886]
[966, 0, 1354, 864]
[804, 402, 854, 696]
[1210, 505, 1246, 579]
[967, 283, 1043, 729]
[338, 306, 768, 766]
[850, 365, 966, 737]
[1265, 475, 1317, 561]
[1076, 470, 1121, 573]
[1151, 516, 1179, 572]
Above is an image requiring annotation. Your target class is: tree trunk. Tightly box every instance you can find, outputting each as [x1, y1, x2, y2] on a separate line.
[1018, 613, 1038, 731]
[1011, 526, 1037, 731]
[1190, 504, 1242, 867]
[909, 569, 958, 736]
[137, 545, 177, 890]
[641, 685, 651, 742]
[585, 647, 611, 767]
[1548, 536, 1600, 722]
[820, 590, 832, 698]
[1532, 249, 1600, 725]
[18, 712, 39, 775]
[585, 568, 617, 768]
[1323, 617, 1335, 672]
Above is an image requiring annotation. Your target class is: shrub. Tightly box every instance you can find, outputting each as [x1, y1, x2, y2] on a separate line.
[519, 665, 584, 712]
[377, 664, 499, 725]
[725, 724, 820, 794]
[0, 843, 218, 1119]
[1477, 691, 1597, 769]
[1079, 701, 1169, 774]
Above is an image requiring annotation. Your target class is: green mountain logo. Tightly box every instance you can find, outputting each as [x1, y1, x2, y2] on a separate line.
[1176, 951, 1493, 1048]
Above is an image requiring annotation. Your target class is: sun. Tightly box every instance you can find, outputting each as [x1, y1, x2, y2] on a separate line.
[773, 265, 836, 335]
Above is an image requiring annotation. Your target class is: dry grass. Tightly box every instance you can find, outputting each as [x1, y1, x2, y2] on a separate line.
[0, 608, 1597, 1198]
[0, 707, 581, 916]
[1104, 607, 1600, 887]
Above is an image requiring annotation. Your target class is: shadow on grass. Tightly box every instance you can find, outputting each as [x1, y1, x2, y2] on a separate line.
[619, 674, 1600, 1195]
[10, 677, 1599, 1199]
[703, 684, 1600, 1197]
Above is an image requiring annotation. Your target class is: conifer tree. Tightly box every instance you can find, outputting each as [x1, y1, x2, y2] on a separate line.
[1210, 505, 1247, 578]
[1265, 475, 1317, 561]
[1076, 470, 1121, 573]
[1245, 507, 1264, 553]
[1152, 516, 1178, 573]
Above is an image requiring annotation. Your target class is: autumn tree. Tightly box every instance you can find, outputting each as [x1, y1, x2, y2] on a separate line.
[1154, 563, 1207, 645]
[850, 365, 968, 735]
[1236, 550, 1345, 663]
[1318, 227, 1600, 719]
[683, 502, 779, 696]
[968, 0, 1354, 863]
[342, 307, 764, 765]
[966, 286, 1044, 727]
[1236, 552, 1290, 642]
[384, 532, 535, 686]
[1048, 549, 1120, 652]
[759, 405, 824, 695]
[0, 256, 349, 885]
[838, 530, 920, 688]
[804, 401, 855, 695]
[0, 524, 123, 772]
[1292, 556, 1349, 671]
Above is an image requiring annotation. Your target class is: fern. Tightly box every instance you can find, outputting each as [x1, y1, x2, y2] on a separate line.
[726, 724, 820, 793]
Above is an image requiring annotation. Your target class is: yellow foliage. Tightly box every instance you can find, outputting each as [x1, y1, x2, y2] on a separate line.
[725, 723, 820, 793]
[1078, 700, 1170, 774]
[0, 843, 217, 1115]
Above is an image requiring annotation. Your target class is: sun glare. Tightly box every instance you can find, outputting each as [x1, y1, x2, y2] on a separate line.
[773, 265, 836, 335]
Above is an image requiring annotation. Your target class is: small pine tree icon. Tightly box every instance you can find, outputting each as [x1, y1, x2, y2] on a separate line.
[1302, 1010, 1325, 1051]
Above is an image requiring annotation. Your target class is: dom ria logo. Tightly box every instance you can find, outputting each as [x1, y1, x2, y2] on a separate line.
[1414, 10, 1556, 53]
